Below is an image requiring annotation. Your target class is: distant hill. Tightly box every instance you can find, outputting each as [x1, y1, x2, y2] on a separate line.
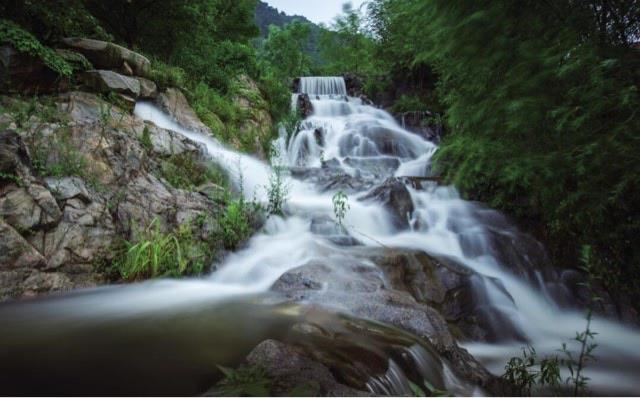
[255, 1, 325, 67]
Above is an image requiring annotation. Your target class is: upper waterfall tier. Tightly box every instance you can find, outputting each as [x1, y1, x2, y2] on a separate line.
[299, 76, 347, 96]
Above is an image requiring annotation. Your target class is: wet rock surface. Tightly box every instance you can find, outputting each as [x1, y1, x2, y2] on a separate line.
[271, 246, 504, 392]
[296, 93, 313, 117]
[246, 339, 371, 396]
[359, 177, 414, 229]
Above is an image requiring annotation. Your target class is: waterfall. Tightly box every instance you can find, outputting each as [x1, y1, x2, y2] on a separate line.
[299, 76, 347, 96]
[2, 76, 639, 396]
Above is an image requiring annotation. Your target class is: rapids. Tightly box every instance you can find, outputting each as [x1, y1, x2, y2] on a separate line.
[1, 76, 639, 395]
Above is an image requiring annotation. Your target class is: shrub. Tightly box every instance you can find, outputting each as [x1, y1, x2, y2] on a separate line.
[149, 58, 187, 90]
[266, 145, 289, 216]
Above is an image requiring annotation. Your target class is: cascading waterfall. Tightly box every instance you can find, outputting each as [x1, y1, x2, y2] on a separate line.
[299, 76, 348, 96]
[1, 76, 639, 395]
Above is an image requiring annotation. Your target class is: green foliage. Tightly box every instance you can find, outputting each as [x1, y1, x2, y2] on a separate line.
[0, 171, 23, 187]
[149, 58, 187, 90]
[259, 21, 312, 78]
[560, 245, 600, 396]
[0, 0, 111, 43]
[266, 145, 290, 216]
[503, 346, 561, 395]
[56, 49, 93, 73]
[503, 246, 600, 395]
[116, 218, 209, 280]
[390, 95, 429, 114]
[0, 19, 72, 77]
[332, 191, 350, 229]
[257, 66, 293, 123]
[318, 4, 376, 76]
[366, 0, 640, 303]
[211, 365, 272, 397]
[139, 126, 153, 152]
[219, 199, 253, 250]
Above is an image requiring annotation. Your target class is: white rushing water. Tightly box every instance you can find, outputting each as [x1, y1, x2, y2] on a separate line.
[133, 77, 640, 395]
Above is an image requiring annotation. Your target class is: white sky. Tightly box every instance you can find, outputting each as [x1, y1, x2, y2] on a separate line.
[264, 0, 368, 26]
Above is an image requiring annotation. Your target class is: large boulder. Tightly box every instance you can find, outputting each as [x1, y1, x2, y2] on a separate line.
[271, 246, 503, 393]
[156, 88, 211, 134]
[82, 70, 141, 98]
[61, 38, 151, 78]
[359, 177, 414, 229]
[0, 46, 63, 93]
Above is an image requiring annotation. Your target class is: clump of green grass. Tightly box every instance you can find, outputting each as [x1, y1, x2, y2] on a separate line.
[219, 199, 253, 250]
[117, 218, 211, 280]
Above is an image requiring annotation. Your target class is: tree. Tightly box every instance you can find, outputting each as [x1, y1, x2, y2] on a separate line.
[365, 0, 640, 303]
[319, 2, 375, 75]
[259, 21, 312, 78]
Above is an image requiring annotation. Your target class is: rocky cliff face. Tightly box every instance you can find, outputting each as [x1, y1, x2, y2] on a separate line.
[0, 91, 226, 300]
[0, 38, 264, 301]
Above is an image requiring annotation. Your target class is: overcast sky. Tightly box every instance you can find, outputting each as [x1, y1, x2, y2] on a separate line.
[264, 0, 368, 26]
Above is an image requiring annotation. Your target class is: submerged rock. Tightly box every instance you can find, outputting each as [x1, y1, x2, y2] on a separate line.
[245, 339, 370, 396]
[271, 246, 504, 393]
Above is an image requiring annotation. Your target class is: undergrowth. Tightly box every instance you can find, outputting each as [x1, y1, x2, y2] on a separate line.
[116, 218, 210, 280]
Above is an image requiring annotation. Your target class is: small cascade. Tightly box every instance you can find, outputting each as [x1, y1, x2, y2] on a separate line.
[299, 76, 347, 96]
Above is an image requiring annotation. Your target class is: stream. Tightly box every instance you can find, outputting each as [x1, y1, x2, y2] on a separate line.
[1, 77, 639, 395]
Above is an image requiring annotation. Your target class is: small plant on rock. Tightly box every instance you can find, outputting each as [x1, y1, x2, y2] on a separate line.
[332, 190, 350, 230]
[266, 144, 289, 216]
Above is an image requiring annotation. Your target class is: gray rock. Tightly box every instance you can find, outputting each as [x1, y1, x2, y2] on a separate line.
[246, 339, 370, 397]
[156, 88, 211, 134]
[359, 177, 414, 229]
[0, 91, 221, 301]
[45, 177, 91, 203]
[0, 220, 46, 270]
[82, 70, 141, 98]
[309, 215, 360, 246]
[137, 77, 158, 99]
[61, 38, 151, 78]
[271, 247, 503, 392]
[0, 185, 62, 232]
